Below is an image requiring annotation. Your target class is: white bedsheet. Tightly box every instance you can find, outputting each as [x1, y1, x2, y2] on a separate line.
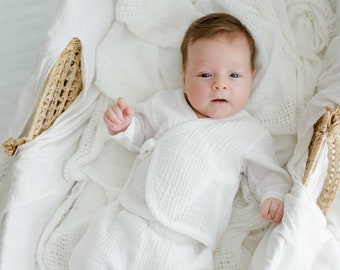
[0, 0, 61, 141]
[0, 0, 339, 269]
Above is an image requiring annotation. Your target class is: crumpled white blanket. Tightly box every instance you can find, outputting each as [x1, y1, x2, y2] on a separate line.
[0, 0, 337, 269]
[249, 33, 340, 270]
[250, 182, 340, 270]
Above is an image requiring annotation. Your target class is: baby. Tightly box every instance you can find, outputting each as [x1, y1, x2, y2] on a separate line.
[70, 12, 292, 269]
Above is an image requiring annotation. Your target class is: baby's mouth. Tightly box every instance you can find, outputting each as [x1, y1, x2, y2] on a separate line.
[211, 98, 228, 103]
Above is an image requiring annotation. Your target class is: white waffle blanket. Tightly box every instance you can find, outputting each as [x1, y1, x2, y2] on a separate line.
[0, 0, 338, 269]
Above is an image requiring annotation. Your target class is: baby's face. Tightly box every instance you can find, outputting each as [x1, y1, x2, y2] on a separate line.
[183, 33, 255, 119]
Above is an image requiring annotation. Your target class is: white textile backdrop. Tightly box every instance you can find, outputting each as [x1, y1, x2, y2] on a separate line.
[0, 0, 60, 141]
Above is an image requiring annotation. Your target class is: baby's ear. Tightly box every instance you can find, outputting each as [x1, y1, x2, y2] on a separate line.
[182, 66, 186, 85]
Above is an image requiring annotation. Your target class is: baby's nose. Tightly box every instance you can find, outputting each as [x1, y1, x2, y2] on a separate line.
[213, 79, 227, 90]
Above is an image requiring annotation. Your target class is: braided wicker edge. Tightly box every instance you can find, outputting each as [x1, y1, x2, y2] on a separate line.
[316, 106, 340, 216]
[302, 105, 340, 216]
[2, 37, 83, 156]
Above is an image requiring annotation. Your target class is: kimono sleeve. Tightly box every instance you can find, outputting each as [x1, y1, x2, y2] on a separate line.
[242, 131, 293, 203]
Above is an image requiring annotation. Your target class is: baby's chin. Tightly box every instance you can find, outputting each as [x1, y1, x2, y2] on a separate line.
[205, 108, 239, 119]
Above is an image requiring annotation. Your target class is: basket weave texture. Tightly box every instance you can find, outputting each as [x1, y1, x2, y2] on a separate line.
[302, 105, 340, 216]
[2, 37, 83, 156]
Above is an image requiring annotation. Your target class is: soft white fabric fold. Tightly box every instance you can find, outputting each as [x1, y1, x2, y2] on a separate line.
[0, 0, 338, 269]
[250, 182, 340, 270]
[250, 31, 340, 270]
[0, 0, 115, 269]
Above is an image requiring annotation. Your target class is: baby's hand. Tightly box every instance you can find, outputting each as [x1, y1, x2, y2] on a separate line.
[260, 198, 284, 224]
[103, 97, 134, 135]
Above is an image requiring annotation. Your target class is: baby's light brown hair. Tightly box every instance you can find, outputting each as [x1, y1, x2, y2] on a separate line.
[181, 13, 256, 71]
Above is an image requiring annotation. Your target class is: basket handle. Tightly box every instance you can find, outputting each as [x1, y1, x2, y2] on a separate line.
[2, 37, 83, 156]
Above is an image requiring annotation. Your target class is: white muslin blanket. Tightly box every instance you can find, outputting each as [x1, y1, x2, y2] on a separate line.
[250, 182, 340, 270]
[0, 0, 337, 269]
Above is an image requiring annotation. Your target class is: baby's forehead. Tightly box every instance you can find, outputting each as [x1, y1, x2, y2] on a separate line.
[187, 31, 251, 52]
[191, 31, 249, 44]
[187, 32, 251, 54]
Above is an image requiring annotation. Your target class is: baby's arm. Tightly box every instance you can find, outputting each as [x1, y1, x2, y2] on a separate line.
[103, 97, 134, 135]
[260, 198, 284, 224]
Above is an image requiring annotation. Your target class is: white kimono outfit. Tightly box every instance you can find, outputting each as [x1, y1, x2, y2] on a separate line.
[69, 89, 292, 270]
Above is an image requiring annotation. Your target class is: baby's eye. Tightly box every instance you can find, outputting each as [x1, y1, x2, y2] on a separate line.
[200, 73, 212, 78]
[230, 73, 240, 78]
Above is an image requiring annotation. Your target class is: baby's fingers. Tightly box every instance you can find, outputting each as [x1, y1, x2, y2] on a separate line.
[260, 198, 284, 224]
[117, 97, 128, 111]
[117, 97, 134, 120]
[260, 199, 272, 220]
[103, 112, 120, 130]
[271, 203, 284, 223]
[260, 203, 272, 220]
[104, 106, 124, 124]
[123, 106, 134, 119]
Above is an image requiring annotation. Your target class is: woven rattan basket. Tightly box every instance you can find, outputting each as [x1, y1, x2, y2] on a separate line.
[2, 37, 83, 156]
[302, 105, 340, 216]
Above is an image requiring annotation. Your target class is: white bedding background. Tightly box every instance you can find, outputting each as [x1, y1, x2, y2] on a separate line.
[0, 0, 339, 269]
[0, 0, 60, 141]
